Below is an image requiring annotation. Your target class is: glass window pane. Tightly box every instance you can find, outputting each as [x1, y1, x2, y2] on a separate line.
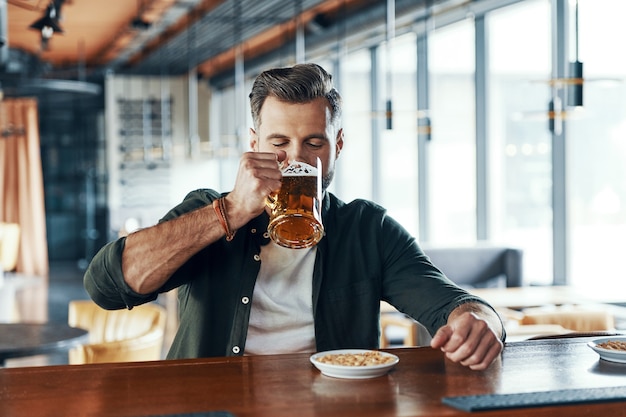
[335, 49, 373, 201]
[428, 19, 476, 244]
[487, 0, 552, 285]
[379, 33, 419, 236]
[568, 0, 626, 294]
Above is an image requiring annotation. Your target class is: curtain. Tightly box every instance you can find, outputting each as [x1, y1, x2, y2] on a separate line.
[0, 98, 49, 277]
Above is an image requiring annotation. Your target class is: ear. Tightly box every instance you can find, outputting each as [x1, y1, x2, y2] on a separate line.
[335, 128, 344, 159]
[249, 128, 259, 151]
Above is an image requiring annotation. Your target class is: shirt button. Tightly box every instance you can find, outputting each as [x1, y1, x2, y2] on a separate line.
[253, 254, 261, 261]
[241, 296, 249, 304]
[263, 232, 270, 239]
[232, 346, 240, 354]
[251, 228, 257, 233]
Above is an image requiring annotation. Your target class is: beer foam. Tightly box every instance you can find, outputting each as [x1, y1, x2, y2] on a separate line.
[282, 161, 318, 176]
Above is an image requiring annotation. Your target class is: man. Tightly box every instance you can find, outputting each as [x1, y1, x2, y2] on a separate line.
[85, 63, 504, 370]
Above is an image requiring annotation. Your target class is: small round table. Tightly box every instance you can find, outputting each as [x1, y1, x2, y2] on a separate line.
[0, 322, 88, 366]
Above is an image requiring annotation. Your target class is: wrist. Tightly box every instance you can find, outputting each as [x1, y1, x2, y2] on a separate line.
[222, 194, 253, 231]
[213, 198, 236, 241]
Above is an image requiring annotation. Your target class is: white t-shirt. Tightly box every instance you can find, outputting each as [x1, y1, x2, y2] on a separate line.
[244, 242, 316, 355]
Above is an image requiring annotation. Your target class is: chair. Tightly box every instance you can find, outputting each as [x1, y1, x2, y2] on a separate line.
[68, 300, 166, 364]
[380, 244, 524, 348]
[422, 244, 524, 288]
[380, 312, 419, 348]
[0, 222, 21, 272]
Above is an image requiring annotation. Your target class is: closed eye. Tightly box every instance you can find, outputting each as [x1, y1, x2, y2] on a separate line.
[270, 140, 289, 147]
[306, 138, 326, 148]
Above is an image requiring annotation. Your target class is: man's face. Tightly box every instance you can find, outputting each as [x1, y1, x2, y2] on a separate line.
[250, 96, 343, 190]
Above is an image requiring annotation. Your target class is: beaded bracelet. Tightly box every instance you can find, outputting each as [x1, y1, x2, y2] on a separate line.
[212, 197, 236, 241]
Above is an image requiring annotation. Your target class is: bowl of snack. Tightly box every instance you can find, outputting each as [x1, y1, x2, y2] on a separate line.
[587, 337, 626, 364]
[310, 349, 399, 379]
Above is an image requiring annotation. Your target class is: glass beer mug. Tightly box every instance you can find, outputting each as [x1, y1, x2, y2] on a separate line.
[266, 158, 324, 249]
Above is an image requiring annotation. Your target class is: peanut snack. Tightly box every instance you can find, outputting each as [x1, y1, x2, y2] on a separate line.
[316, 351, 395, 366]
[597, 340, 626, 351]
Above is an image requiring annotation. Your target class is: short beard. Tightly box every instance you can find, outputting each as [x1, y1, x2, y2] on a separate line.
[322, 169, 334, 192]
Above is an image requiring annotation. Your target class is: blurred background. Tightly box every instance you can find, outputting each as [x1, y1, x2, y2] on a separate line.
[1, 0, 625, 317]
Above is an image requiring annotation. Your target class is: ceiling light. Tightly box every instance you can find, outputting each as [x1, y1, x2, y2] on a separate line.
[385, 0, 395, 130]
[131, 17, 151, 31]
[29, 2, 64, 50]
[568, 0, 583, 107]
[568, 60, 583, 107]
[131, 0, 151, 31]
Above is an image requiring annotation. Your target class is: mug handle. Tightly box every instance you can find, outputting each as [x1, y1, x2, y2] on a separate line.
[266, 194, 277, 210]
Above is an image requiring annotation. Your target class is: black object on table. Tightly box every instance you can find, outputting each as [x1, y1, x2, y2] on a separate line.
[0, 322, 88, 366]
[442, 386, 626, 412]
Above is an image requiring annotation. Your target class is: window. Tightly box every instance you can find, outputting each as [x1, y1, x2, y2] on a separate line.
[335, 49, 373, 202]
[487, 0, 552, 285]
[379, 33, 419, 235]
[427, 19, 476, 244]
[568, 0, 626, 293]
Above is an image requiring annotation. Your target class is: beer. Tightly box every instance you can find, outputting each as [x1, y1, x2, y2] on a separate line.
[267, 160, 324, 249]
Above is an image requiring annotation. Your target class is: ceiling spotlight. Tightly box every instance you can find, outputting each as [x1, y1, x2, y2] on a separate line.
[29, 2, 64, 50]
[131, 0, 151, 30]
[131, 17, 151, 30]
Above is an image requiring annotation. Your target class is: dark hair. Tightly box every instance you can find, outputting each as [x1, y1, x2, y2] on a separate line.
[249, 63, 342, 131]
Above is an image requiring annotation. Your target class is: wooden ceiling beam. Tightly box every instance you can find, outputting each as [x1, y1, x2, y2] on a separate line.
[125, 0, 225, 68]
[93, 0, 187, 68]
[197, 0, 364, 79]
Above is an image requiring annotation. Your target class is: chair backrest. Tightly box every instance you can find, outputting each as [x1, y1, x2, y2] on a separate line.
[0, 222, 21, 272]
[422, 245, 523, 288]
[68, 300, 166, 364]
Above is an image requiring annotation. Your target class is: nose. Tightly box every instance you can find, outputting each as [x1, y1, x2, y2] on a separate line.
[290, 142, 307, 164]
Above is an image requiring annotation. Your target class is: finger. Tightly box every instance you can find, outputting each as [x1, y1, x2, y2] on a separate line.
[276, 150, 287, 163]
[231, 154, 282, 204]
[430, 325, 453, 350]
[439, 322, 472, 354]
[244, 151, 283, 167]
[442, 315, 494, 362]
[240, 153, 283, 180]
[445, 318, 491, 362]
[449, 324, 502, 369]
[253, 150, 287, 167]
[458, 330, 494, 367]
[468, 339, 503, 371]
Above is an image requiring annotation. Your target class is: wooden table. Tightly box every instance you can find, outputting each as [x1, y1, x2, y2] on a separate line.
[1, 337, 625, 416]
[380, 286, 610, 316]
[470, 285, 626, 310]
[0, 323, 88, 366]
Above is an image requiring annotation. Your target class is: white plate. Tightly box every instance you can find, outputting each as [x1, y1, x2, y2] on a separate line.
[310, 349, 399, 379]
[587, 337, 626, 364]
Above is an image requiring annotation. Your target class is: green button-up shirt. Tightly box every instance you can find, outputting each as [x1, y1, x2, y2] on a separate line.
[84, 189, 495, 359]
